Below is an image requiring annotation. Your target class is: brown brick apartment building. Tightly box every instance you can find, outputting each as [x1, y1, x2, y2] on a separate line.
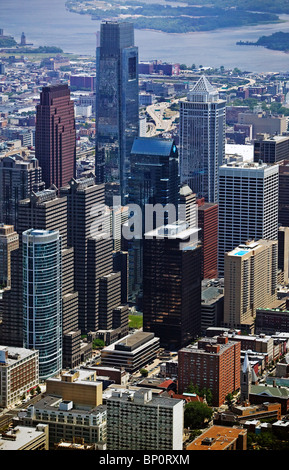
[178, 335, 241, 407]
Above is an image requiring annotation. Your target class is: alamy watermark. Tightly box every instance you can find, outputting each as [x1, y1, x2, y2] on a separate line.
[90, 197, 199, 249]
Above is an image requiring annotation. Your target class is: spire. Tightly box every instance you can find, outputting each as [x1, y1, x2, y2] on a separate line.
[242, 351, 251, 374]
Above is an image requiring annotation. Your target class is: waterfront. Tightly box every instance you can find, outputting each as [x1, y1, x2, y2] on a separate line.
[1, 0, 289, 72]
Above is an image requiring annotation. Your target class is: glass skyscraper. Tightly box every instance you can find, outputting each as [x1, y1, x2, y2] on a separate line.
[95, 21, 139, 205]
[22, 229, 62, 381]
[179, 75, 226, 203]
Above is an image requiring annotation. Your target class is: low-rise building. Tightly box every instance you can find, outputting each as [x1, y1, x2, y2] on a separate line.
[19, 395, 106, 450]
[100, 331, 160, 372]
[186, 425, 247, 451]
[0, 424, 48, 450]
[0, 346, 39, 408]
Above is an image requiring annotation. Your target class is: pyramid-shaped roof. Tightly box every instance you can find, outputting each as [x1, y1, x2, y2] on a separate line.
[191, 75, 216, 94]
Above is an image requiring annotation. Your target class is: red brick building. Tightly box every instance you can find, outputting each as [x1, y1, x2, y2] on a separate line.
[178, 335, 241, 407]
[35, 84, 76, 190]
[197, 198, 218, 279]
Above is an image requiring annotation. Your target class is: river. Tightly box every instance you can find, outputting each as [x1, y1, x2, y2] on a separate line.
[1, 0, 289, 72]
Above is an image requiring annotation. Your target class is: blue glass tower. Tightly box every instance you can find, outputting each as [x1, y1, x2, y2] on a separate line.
[95, 21, 139, 205]
[22, 229, 62, 380]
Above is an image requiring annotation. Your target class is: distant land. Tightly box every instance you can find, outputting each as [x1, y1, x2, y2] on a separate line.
[65, 0, 283, 34]
[237, 32, 289, 53]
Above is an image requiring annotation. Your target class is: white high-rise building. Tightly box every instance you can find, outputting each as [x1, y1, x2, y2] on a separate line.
[179, 75, 226, 203]
[106, 388, 184, 450]
[218, 161, 279, 275]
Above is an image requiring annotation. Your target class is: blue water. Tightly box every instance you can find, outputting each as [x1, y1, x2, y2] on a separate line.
[1, 0, 289, 72]
[235, 250, 249, 256]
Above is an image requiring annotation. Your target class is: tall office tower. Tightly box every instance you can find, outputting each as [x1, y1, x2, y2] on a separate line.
[218, 161, 279, 275]
[178, 335, 241, 407]
[87, 233, 129, 343]
[127, 137, 180, 304]
[179, 75, 226, 202]
[22, 229, 62, 380]
[223, 239, 278, 333]
[179, 184, 197, 226]
[0, 224, 19, 288]
[106, 389, 184, 450]
[278, 227, 289, 285]
[254, 134, 289, 164]
[143, 222, 201, 350]
[197, 198, 218, 280]
[278, 160, 289, 226]
[60, 175, 109, 333]
[35, 84, 76, 190]
[1, 189, 80, 368]
[0, 154, 43, 230]
[95, 21, 139, 204]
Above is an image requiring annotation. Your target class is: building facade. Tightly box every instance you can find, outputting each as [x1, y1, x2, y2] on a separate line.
[178, 335, 241, 407]
[223, 240, 278, 333]
[35, 84, 76, 190]
[106, 388, 183, 450]
[143, 223, 202, 350]
[0, 346, 39, 409]
[179, 75, 226, 203]
[95, 21, 139, 204]
[22, 229, 62, 380]
[218, 161, 279, 275]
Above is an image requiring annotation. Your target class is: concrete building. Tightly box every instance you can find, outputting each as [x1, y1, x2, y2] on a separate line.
[178, 335, 241, 407]
[0, 153, 43, 230]
[254, 134, 289, 164]
[100, 331, 160, 372]
[238, 112, 287, 139]
[0, 424, 49, 450]
[46, 369, 103, 408]
[179, 75, 226, 203]
[218, 161, 279, 275]
[0, 224, 18, 288]
[20, 395, 106, 450]
[106, 388, 183, 450]
[186, 425, 247, 451]
[223, 240, 278, 333]
[201, 280, 224, 335]
[0, 346, 39, 409]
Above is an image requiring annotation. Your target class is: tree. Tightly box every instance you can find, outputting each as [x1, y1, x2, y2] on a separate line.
[184, 401, 213, 429]
[140, 368, 148, 377]
[225, 393, 234, 406]
[92, 338, 105, 349]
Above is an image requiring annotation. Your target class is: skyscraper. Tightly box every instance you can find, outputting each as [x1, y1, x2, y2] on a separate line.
[60, 175, 107, 334]
[143, 222, 201, 350]
[22, 229, 62, 380]
[95, 21, 139, 204]
[127, 137, 180, 304]
[0, 224, 19, 288]
[179, 75, 226, 202]
[218, 161, 279, 275]
[0, 154, 43, 230]
[223, 239, 278, 333]
[197, 198, 218, 280]
[35, 84, 76, 190]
